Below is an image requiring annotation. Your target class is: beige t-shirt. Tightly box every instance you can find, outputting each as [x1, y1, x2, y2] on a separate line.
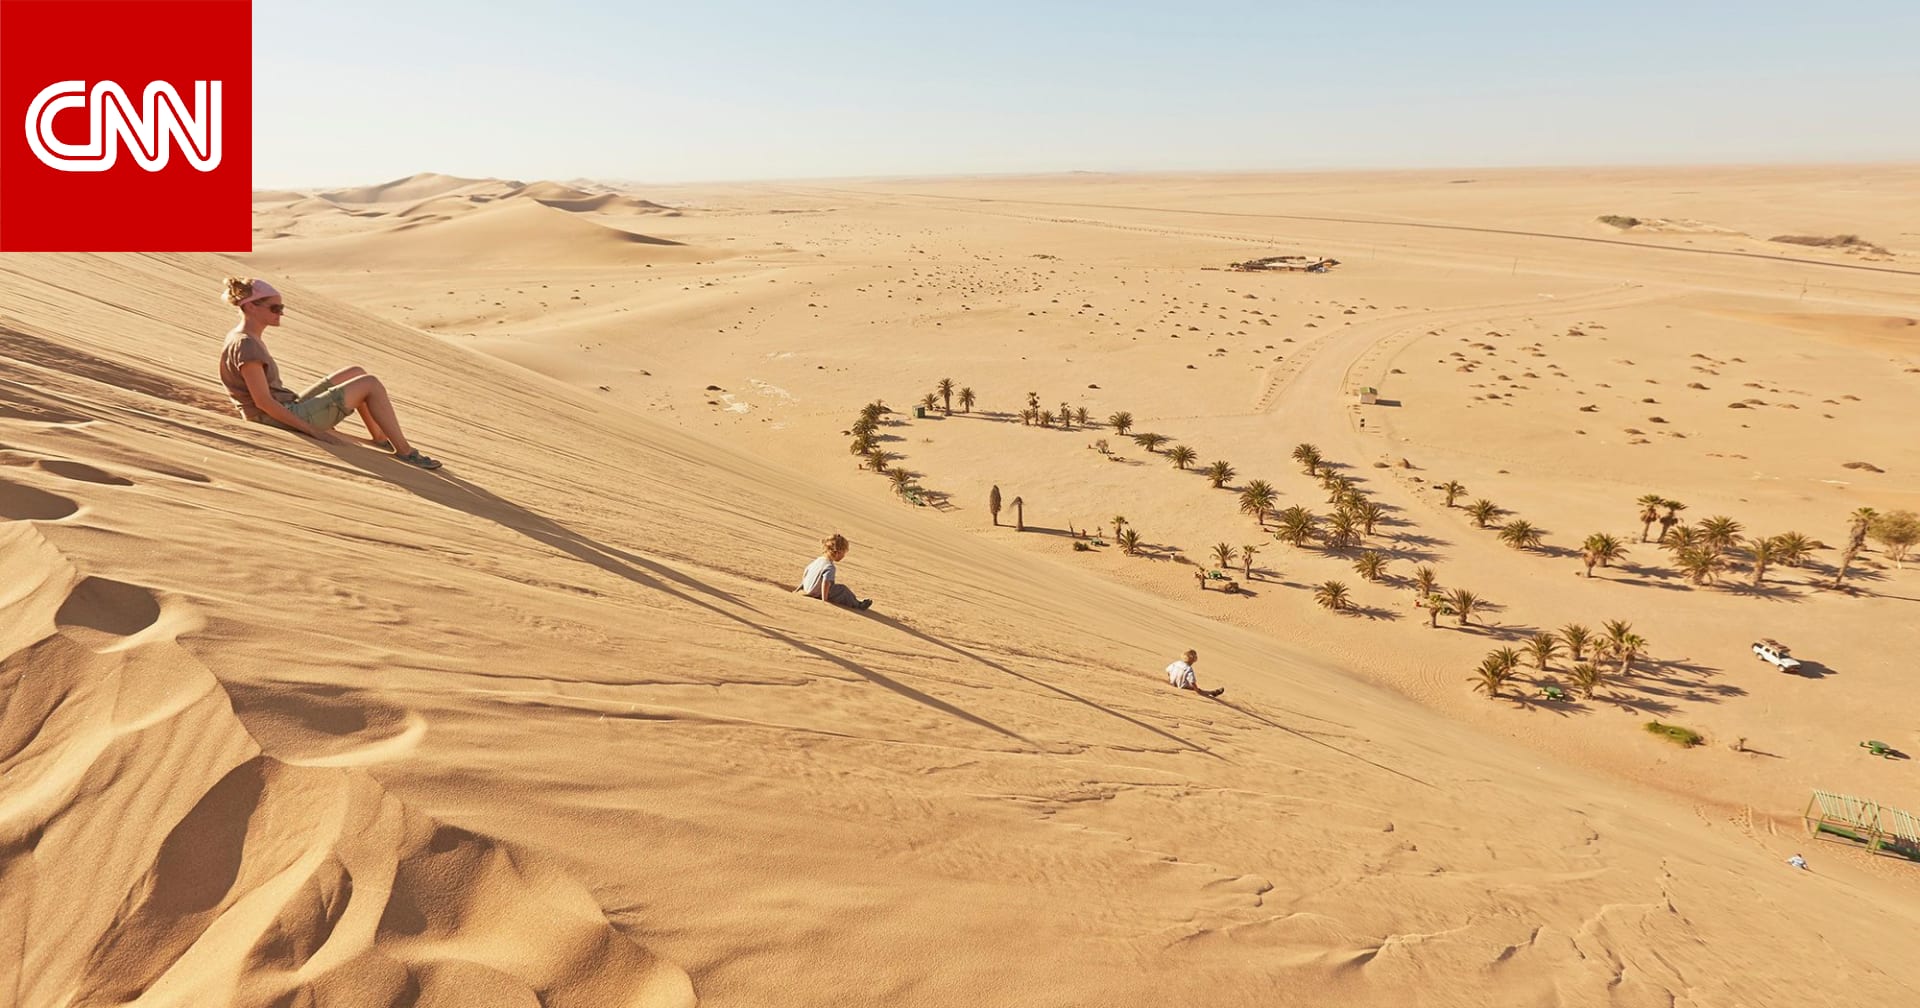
[219, 332, 295, 421]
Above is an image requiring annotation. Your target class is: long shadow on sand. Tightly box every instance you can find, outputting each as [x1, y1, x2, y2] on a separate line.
[336, 453, 1034, 748]
[1214, 696, 1433, 789]
[863, 613, 1222, 761]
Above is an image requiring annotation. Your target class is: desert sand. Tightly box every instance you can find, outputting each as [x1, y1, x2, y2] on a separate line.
[4, 165, 1919, 1006]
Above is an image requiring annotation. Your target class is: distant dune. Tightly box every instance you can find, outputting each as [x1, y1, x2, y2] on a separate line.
[319, 172, 497, 206]
[246, 198, 703, 270]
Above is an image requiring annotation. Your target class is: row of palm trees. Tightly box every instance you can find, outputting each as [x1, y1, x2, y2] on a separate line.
[924, 378, 976, 415]
[1469, 620, 1649, 700]
[848, 401, 925, 502]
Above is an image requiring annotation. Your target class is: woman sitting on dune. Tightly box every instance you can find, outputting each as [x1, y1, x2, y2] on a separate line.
[217, 277, 441, 469]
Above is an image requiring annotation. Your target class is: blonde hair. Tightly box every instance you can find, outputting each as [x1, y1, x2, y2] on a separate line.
[822, 534, 850, 555]
[221, 276, 256, 306]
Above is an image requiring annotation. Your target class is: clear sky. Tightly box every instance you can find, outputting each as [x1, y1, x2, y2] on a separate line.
[255, 1, 1920, 187]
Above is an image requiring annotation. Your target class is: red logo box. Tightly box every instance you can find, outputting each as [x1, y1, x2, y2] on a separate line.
[1, 0, 251, 251]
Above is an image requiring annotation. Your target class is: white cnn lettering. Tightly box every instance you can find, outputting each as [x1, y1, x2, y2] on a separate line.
[24, 80, 222, 173]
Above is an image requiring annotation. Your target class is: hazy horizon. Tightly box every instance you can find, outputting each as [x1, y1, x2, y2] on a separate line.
[256, 0, 1920, 189]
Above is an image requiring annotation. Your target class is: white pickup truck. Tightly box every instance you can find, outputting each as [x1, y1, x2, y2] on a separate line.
[1752, 639, 1802, 671]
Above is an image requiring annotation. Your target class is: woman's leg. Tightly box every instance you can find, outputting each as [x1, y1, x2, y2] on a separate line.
[335, 375, 414, 454]
[296, 367, 386, 442]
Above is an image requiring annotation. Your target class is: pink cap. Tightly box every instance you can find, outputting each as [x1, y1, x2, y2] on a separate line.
[242, 278, 280, 304]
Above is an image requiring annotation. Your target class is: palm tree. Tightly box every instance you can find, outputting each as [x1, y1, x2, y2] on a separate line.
[1747, 535, 1782, 586]
[1026, 392, 1040, 410]
[1470, 649, 1522, 699]
[1292, 443, 1322, 474]
[887, 467, 914, 496]
[1011, 496, 1025, 531]
[1699, 515, 1744, 556]
[1569, 662, 1605, 699]
[1599, 620, 1645, 676]
[865, 448, 895, 472]
[1771, 531, 1815, 568]
[1870, 510, 1920, 568]
[1657, 499, 1687, 542]
[1411, 564, 1439, 597]
[1117, 528, 1141, 555]
[1636, 493, 1665, 542]
[1238, 481, 1277, 528]
[936, 378, 955, 413]
[1467, 499, 1501, 529]
[1211, 542, 1238, 571]
[1442, 481, 1466, 508]
[989, 485, 1002, 526]
[850, 431, 874, 456]
[1526, 632, 1561, 671]
[1326, 509, 1360, 550]
[1446, 587, 1482, 626]
[1108, 411, 1133, 436]
[1111, 515, 1127, 542]
[1423, 593, 1451, 628]
[1660, 524, 1701, 557]
[1354, 550, 1387, 582]
[1275, 507, 1317, 547]
[1059, 402, 1073, 430]
[921, 392, 939, 412]
[958, 386, 975, 413]
[1356, 500, 1385, 538]
[1498, 519, 1543, 551]
[1019, 408, 1034, 426]
[1241, 544, 1260, 581]
[1677, 545, 1727, 585]
[1205, 461, 1236, 489]
[1580, 533, 1627, 577]
[1075, 407, 1091, 428]
[1133, 432, 1168, 454]
[1314, 580, 1351, 611]
[1038, 409, 1055, 428]
[1166, 445, 1197, 470]
[1831, 507, 1877, 589]
[1559, 623, 1592, 661]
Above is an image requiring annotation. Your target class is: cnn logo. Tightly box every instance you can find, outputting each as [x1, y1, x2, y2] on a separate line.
[26, 80, 222, 173]
[1, 0, 250, 251]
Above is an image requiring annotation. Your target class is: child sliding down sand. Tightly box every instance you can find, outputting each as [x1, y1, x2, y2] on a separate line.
[1166, 649, 1223, 697]
[797, 534, 873, 610]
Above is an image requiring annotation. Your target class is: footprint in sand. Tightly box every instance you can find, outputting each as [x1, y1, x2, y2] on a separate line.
[222, 682, 427, 767]
[56, 576, 163, 637]
[0, 477, 79, 521]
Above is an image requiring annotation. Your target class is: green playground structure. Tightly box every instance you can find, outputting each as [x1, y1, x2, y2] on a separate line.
[1803, 790, 1920, 862]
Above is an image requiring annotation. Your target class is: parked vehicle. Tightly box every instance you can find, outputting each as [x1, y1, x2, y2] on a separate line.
[1752, 638, 1802, 671]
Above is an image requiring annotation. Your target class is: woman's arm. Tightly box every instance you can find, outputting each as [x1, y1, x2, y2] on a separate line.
[816, 573, 833, 601]
[240, 362, 329, 439]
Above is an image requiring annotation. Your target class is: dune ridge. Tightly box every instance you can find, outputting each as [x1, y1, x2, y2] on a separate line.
[0, 522, 694, 1008]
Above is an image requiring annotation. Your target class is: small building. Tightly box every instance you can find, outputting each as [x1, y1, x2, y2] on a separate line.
[1356, 386, 1379, 405]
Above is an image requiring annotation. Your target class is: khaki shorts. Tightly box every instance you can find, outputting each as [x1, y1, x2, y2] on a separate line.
[259, 383, 353, 432]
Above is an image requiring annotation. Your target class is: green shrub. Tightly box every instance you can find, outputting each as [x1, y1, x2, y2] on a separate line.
[1597, 215, 1642, 229]
[1644, 721, 1703, 747]
[1072, 541, 1091, 552]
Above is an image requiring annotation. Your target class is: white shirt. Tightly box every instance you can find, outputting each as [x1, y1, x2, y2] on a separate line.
[1166, 660, 1195, 689]
[799, 556, 837, 595]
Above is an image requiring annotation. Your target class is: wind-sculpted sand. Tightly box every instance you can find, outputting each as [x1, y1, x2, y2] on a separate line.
[3, 166, 1919, 1005]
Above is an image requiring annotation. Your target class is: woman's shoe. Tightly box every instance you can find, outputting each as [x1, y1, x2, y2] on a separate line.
[394, 449, 443, 470]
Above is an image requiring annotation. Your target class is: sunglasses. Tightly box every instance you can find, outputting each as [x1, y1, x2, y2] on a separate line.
[263, 303, 286, 315]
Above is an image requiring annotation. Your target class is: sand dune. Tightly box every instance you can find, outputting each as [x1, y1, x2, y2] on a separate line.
[244, 199, 702, 271]
[4, 167, 1920, 1005]
[319, 172, 498, 206]
[0, 522, 693, 1008]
